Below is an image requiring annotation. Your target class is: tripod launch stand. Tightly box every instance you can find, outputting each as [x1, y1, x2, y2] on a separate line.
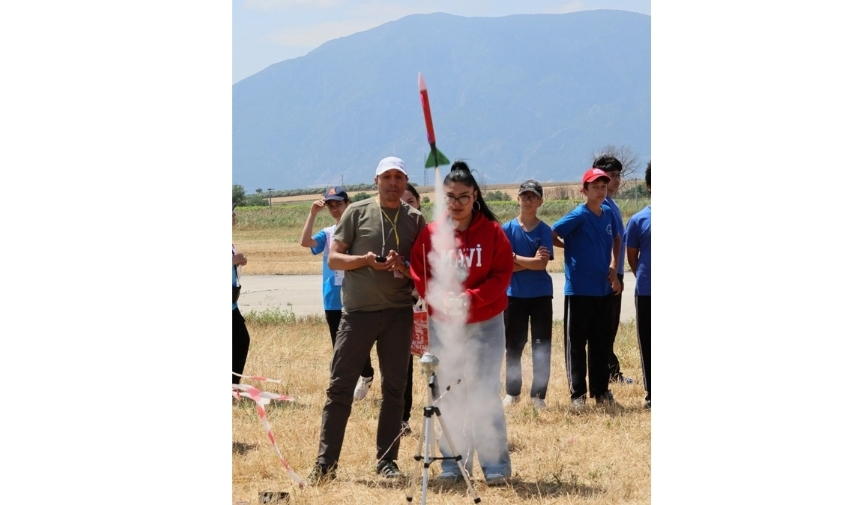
[406, 352, 481, 504]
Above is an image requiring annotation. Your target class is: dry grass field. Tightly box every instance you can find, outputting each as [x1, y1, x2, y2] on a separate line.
[268, 182, 588, 206]
[232, 184, 651, 503]
[232, 317, 650, 505]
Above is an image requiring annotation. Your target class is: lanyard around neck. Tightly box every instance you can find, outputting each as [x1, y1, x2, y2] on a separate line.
[375, 196, 400, 255]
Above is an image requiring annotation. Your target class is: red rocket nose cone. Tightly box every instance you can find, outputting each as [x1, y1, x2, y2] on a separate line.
[418, 73, 426, 91]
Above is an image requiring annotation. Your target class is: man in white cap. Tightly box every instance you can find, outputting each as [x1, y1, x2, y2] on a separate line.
[309, 156, 427, 483]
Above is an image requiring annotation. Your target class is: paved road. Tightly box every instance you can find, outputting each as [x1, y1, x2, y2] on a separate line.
[238, 273, 637, 322]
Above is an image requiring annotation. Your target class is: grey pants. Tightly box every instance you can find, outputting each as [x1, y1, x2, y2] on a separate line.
[316, 306, 413, 466]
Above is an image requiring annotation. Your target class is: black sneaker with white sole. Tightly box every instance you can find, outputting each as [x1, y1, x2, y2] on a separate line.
[376, 459, 402, 478]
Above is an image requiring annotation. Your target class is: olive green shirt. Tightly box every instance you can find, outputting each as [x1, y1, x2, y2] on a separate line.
[333, 197, 426, 312]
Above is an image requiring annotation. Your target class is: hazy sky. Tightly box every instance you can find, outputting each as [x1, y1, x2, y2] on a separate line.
[233, 0, 651, 83]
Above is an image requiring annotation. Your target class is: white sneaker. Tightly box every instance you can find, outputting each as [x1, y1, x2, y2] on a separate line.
[530, 397, 547, 410]
[502, 394, 520, 406]
[354, 376, 373, 400]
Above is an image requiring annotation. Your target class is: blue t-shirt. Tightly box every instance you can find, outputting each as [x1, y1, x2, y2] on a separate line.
[552, 202, 617, 296]
[232, 246, 239, 311]
[604, 196, 625, 276]
[310, 224, 344, 311]
[502, 218, 554, 298]
[624, 205, 651, 296]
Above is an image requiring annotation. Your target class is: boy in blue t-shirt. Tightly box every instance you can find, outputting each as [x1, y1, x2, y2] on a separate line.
[502, 180, 555, 410]
[594, 155, 628, 385]
[300, 186, 350, 345]
[552, 168, 621, 409]
[300, 186, 377, 401]
[625, 163, 651, 409]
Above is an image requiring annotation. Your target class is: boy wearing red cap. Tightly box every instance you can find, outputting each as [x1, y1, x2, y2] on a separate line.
[552, 168, 622, 409]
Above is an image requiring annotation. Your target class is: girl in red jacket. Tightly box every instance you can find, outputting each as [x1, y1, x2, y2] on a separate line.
[409, 161, 514, 486]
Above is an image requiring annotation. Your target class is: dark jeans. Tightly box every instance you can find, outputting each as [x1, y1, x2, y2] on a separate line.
[232, 308, 250, 385]
[563, 294, 613, 399]
[317, 307, 412, 466]
[608, 274, 624, 381]
[635, 295, 651, 403]
[325, 309, 374, 378]
[503, 296, 553, 399]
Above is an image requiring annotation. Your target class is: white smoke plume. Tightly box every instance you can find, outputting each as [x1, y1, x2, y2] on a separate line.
[420, 167, 508, 476]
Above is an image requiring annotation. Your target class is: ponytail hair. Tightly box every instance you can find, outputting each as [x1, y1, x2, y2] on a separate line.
[444, 161, 500, 223]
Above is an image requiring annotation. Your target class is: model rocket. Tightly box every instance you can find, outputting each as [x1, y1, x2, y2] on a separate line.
[418, 73, 450, 168]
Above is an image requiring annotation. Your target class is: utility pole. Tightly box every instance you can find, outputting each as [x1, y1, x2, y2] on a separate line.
[267, 188, 274, 209]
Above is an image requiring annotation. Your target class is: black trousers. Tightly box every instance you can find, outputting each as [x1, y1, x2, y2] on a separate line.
[503, 296, 553, 399]
[563, 294, 613, 399]
[325, 309, 374, 378]
[607, 274, 625, 381]
[635, 295, 651, 403]
[232, 308, 250, 385]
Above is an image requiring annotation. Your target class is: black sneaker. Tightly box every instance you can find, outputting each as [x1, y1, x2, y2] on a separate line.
[376, 459, 402, 478]
[307, 463, 336, 485]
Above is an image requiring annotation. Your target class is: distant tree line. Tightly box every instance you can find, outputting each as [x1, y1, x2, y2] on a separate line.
[233, 183, 380, 207]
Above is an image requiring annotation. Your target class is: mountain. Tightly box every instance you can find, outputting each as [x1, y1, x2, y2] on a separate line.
[232, 10, 650, 190]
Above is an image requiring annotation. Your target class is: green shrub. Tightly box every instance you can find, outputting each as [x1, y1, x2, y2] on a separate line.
[618, 181, 649, 199]
[243, 308, 296, 325]
[246, 195, 269, 207]
[233, 204, 332, 230]
[485, 190, 511, 201]
[233, 184, 247, 207]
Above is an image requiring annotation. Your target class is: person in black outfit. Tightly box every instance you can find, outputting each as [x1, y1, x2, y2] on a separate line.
[233, 206, 250, 385]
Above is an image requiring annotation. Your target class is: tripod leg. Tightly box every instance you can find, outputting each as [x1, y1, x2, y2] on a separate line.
[420, 412, 433, 505]
[407, 382, 437, 504]
[405, 410, 425, 501]
[434, 409, 482, 503]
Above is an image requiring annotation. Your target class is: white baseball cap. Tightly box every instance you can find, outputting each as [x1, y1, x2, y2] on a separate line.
[375, 156, 408, 176]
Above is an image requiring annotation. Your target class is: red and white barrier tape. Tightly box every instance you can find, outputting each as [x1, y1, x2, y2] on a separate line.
[232, 380, 304, 488]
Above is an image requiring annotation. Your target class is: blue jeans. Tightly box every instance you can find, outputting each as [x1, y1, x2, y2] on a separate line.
[429, 313, 511, 478]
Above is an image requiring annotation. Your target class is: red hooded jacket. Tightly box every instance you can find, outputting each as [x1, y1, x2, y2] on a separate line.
[410, 211, 513, 324]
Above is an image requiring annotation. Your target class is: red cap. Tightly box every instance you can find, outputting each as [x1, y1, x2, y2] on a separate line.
[582, 168, 610, 184]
